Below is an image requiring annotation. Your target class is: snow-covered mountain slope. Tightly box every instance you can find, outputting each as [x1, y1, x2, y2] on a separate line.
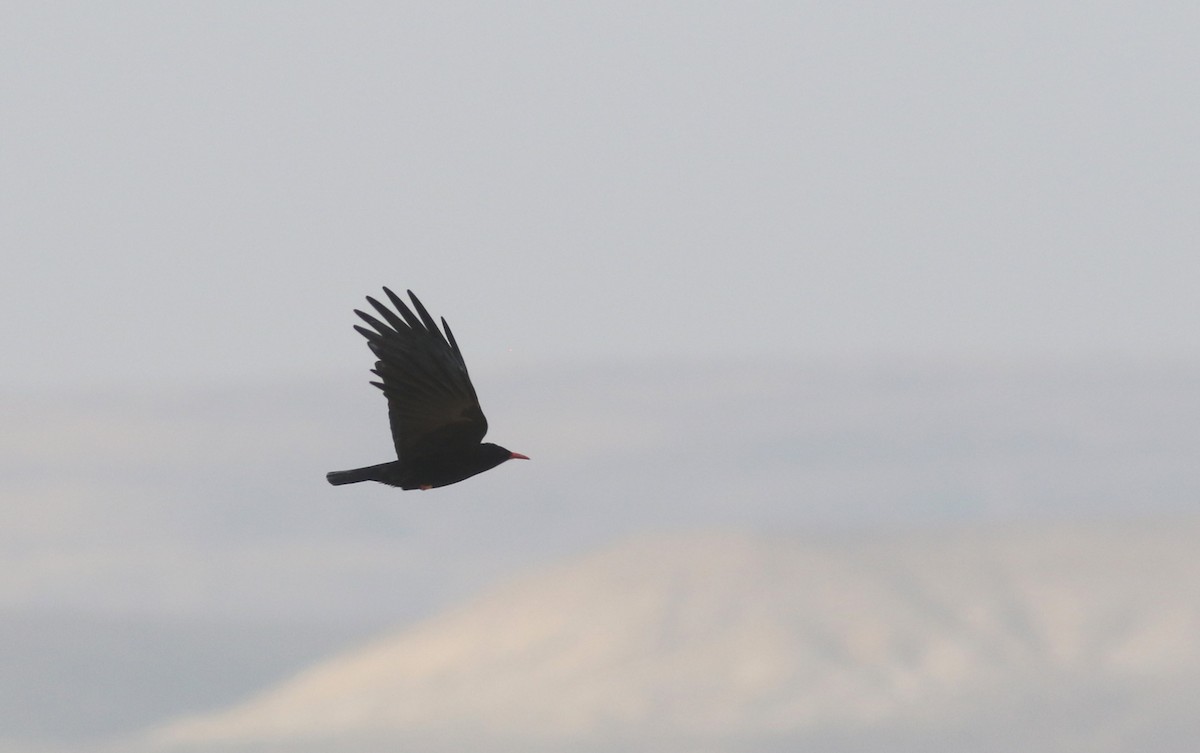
[151, 521, 1200, 752]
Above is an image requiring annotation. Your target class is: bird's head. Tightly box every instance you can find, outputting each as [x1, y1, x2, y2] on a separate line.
[480, 442, 530, 464]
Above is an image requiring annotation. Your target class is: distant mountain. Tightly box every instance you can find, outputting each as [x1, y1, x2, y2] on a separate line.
[148, 521, 1200, 753]
[6, 359, 1200, 752]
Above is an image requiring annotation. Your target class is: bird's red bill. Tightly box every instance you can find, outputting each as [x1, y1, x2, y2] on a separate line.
[510, 452, 530, 460]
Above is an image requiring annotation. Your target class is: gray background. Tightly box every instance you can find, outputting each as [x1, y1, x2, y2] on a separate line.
[2, 3, 1197, 752]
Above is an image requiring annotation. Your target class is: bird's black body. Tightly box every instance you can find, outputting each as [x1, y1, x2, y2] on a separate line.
[326, 288, 527, 490]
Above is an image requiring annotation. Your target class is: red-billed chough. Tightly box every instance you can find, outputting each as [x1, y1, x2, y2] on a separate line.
[326, 288, 528, 490]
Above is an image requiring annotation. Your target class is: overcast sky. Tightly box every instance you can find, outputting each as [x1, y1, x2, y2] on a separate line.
[4, 2, 1197, 391]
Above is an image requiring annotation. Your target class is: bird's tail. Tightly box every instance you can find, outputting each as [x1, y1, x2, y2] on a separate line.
[326, 463, 394, 486]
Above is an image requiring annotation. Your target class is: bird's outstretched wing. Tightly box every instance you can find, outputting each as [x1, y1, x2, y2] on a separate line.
[352, 288, 488, 459]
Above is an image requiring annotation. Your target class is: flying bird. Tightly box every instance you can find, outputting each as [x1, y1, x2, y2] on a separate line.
[326, 288, 528, 490]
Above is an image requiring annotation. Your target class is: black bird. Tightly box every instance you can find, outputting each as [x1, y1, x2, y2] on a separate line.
[326, 288, 528, 490]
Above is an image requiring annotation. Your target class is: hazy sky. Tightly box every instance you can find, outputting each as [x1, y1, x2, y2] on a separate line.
[4, 2, 1197, 390]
